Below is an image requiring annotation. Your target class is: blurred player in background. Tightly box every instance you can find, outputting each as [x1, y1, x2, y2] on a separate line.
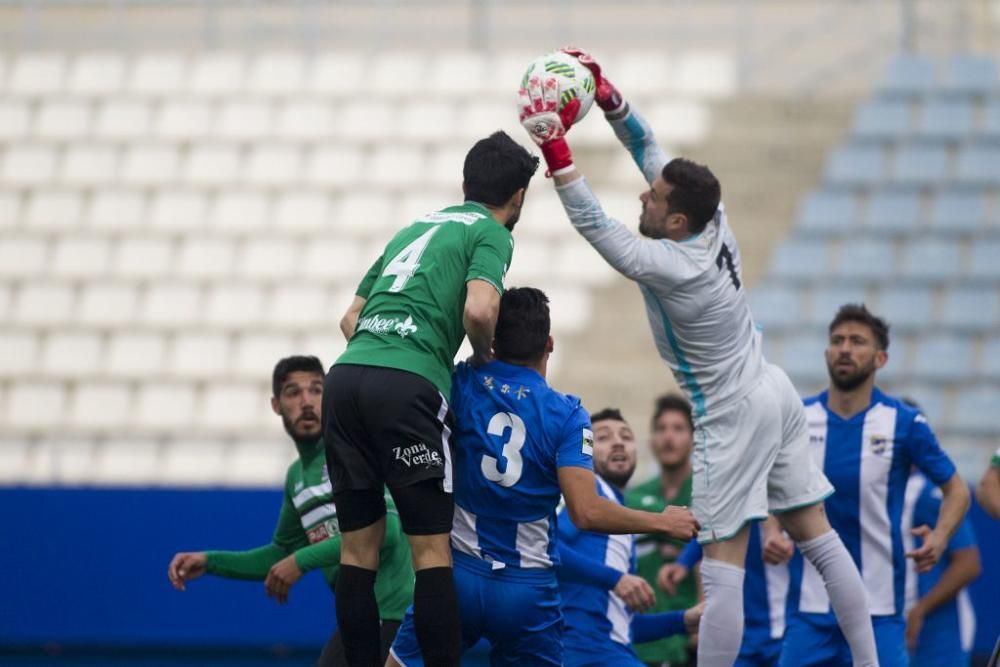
[388, 287, 699, 667]
[903, 467, 981, 667]
[660, 515, 793, 667]
[976, 448, 1000, 519]
[780, 305, 970, 667]
[325, 132, 538, 666]
[557, 407, 703, 667]
[519, 48, 878, 666]
[167, 356, 413, 666]
[625, 394, 699, 666]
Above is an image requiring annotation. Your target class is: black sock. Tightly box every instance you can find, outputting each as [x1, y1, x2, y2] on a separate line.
[335, 564, 380, 667]
[413, 567, 462, 667]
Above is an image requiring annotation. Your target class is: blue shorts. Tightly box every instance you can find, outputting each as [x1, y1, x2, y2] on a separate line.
[563, 639, 642, 667]
[779, 613, 908, 667]
[389, 551, 563, 667]
[735, 631, 782, 667]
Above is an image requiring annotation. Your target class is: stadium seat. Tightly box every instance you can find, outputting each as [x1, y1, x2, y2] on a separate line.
[246, 52, 307, 95]
[615, 51, 672, 95]
[833, 238, 895, 282]
[188, 52, 246, 95]
[863, 189, 921, 235]
[88, 188, 146, 230]
[544, 287, 592, 334]
[939, 287, 999, 331]
[955, 145, 1000, 185]
[768, 240, 832, 280]
[226, 441, 291, 486]
[640, 101, 710, 145]
[915, 99, 973, 140]
[967, 241, 1000, 281]
[94, 100, 153, 139]
[2, 145, 58, 186]
[114, 238, 174, 278]
[199, 385, 263, 431]
[120, 144, 181, 186]
[505, 240, 552, 284]
[874, 286, 934, 333]
[171, 333, 232, 378]
[0, 439, 33, 484]
[129, 53, 186, 95]
[141, 284, 203, 326]
[273, 100, 336, 140]
[69, 382, 133, 429]
[778, 333, 828, 386]
[205, 285, 265, 326]
[209, 191, 270, 231]
[339, 101, 393, 142]
[300, 239, 367, 280]
[459, 101, 520, 142]
[0, 237, 48, 277]
[425, 146, 468, 187]
[675, 51, 737, 98]
[41, 437, 99, 485]
[154, 101, 213, 140]
[0, 332, 39, 374]
[898, 239, 963, 282]
[93, 440, 161, 485]
[301, 331, 348, 368]
[35, 100, 92, 140]
[78, 283, 138, 325]
[887, 383, 946, 425]
[554, 243, 617, 286]
[244, 144, 302, 187]
[805, 287, 869, 327]
[980, 339, 1000, 381]
[215, 100, 273, 140]
[878, 54, 936, 97]
[23, 189, 85, 228]
[304, 145, 366, 187]
[13, 283, 75, 325]
[135, 385, 197, 429]
[8, 53, 67, 95]
[940, 54, 997, 96]
[911, 336, 973, 382]
[368, 51, 427, 95]
[983, 100, 1000, 139]
[177, 238, 236, 278]
[747, 284, 802, 331]
[60, 144, 119, 186]
[239, 238, 297, 279]
[368, 146, 425, 186]
[269, 285, 331, 327]
[51, 237, 112, 277]
[160, 440, 230, 485]
[851, 99, 912, 141]
[927, 190, 986, 234]
[233, 334, 298, 378]
[0, 102, 32, 140]
[5, 382, 67, 429]
[308, 52, 365, 94]
[400, 101, 457, 142]
[68, 52, 126, 95]
[184, 145, 242, 186]
[824, 145, 887, 186]
[107, 333, 166, 377]
[796, 190, 860, 236]
[148, 190, 207, 231]
[42, 333, 103, 377]
[890, 144, 949, 187]
[951, 387, 1000, 434]
[427, 51, 489, 96]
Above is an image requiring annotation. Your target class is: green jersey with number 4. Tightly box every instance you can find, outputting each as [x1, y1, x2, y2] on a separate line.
[337, 202, 513, 396]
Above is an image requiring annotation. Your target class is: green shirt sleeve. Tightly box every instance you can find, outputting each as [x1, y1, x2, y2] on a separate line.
[294, 534, 342, 573]
[356, 253, 384, 298]
[466, 222, 513, 295]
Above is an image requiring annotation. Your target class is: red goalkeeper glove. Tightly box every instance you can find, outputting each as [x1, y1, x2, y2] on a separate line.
[518, 72, 582, 175]
[561, 47, 625, 115]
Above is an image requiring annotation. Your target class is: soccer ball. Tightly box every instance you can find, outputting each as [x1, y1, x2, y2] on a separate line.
[520, 51, 596, 123]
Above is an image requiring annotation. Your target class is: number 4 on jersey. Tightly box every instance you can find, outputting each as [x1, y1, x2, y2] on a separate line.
[383, 226, 440, 292]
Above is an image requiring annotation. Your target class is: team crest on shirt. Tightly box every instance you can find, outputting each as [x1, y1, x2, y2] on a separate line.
[869, 435, 890, 456]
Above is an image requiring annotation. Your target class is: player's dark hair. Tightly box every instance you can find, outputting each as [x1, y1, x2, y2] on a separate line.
[829, 303, 890, 351]
[590, 407, 628, 424]
[651, 393, 694, 432]
[494, 287, 550, 363]
[463, 131, 540, 208]
[272, 355, 325, 397]
[661, 158, 721, 235]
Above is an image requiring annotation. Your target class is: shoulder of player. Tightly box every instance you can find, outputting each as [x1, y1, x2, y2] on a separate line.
[874, 388, 930, 432]
[283, 458, 303, 493]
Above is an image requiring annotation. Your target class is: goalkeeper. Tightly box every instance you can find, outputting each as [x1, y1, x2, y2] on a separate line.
[167, 355, 413, 667]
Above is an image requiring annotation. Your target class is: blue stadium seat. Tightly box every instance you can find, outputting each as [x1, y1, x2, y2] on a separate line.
[875, 286, 934, 332]
[911, 336, 974, 382]
[951, 386, 1000, 434]
[863, 189, 921, 235]
[928, 191, 987, 234]
[891, 144, 949, 186]
[915, 99, 973, 140]
[797, 190, 860, 236]
[967, 241, 1000, 281]
[878, 54, 936, 97]
[955, 145, 1000, 185]
[899, 239, 963, 282]
[805, 286, 869, 327]
[748, 284, 802, 331]
[825, 145, 887, 186]
[983, 100, 1000, 139]
[851, 100, 912, 140]
[981, 338, 1000, 380]
[834, 238, 895, 282]
[781, 333, 829, 386]
[940, 54, 997, 96]
[769, 240, 832, 281]
[939, 287, 999, 331]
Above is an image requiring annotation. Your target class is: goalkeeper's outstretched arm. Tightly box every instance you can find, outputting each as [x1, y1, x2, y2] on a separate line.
[605, 101, 670, 186]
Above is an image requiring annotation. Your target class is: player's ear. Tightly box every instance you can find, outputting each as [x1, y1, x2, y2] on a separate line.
[270, 396, 281, 416]
[461, 181, 467, 197]
[874, 349, 888, 370]
[666, 211, 688, 235]
[510, 187, 526, 209]
[545, 335, 554, 354]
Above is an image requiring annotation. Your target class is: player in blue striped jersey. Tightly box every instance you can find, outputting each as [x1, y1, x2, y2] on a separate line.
[661, 516, 793, 666]
[781, 305, 971, 667]
[903, 470, 981, 667]
[557, 408, 702, 667]
[388, 287, 699, 667]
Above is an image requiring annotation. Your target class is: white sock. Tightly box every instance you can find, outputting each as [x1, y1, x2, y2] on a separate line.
[697, 558, 746, 667]
[797, 531, 879, 667]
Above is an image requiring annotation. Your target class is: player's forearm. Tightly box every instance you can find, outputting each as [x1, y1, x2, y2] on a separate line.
[631, 610, 687, 642]
[933, 473, 971, 543]
[205, 544, 288, 581]
[676, 539, 703, 569]
[574, 496, 669, 535]
[913, 547, 981, 616]
[294, 535, 342, 574]
[605, 101, 670, 185]
[976, 468, 1000, 519]
[555, 542, 623, 590]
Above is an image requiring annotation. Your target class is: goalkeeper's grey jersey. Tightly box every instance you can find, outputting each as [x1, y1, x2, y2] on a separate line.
[556, 106, 764, 420]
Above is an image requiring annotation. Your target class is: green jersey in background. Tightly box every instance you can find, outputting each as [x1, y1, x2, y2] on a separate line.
[625, 474, 697, 666]
[205, 438, 413, 620]
[337, 203, 514, 396]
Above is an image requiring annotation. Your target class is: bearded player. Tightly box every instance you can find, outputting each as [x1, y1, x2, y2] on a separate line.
[518, 49, 878, 667]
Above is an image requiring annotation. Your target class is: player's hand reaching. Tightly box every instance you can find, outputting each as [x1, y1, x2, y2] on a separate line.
[762, 530, 795, 565]
[613, 573, 656, 613]
[659, 505, 700, 541]
[265, 554, 304, 605]
[517, 74, 581, 147]
[560, 47, 624, 113]
[168, 552, 207, 591]
[683, 602, 704, 636]
[905, 525, 946, 573]
[656, 562, 690, 596]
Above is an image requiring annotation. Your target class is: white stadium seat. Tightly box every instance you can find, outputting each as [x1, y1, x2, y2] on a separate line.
[8, 53, 67, 95]
[113, 238, 174, 278]
[247, 52, 307, 95]
[60, 144, 118, 186]
[35, 100, 92, 140]
[0, 102, 32, 140]
[183, 145, 242, 186]
[94, 101, 152, 139]
[269, 285, 331, 327]
[0, 332, 40, 374]
[0, 190, 20, 229]
[188, 52, 247, 95]
[2, 145, 58, 186]
[148, 190, 207, 231]
[93, 439, 160, 485]
[233, 334, 298, 378]
[368, 145, 424, 186]
[274, 100, 336, 140]
[675, 51, 737, 97]
[226, 441, 291, 486]
[141, 284, 202, 326]
[41, 333, 103, 377]
[615, 51, 672, 95]
[12, 283, 75, 325]
[88, 189, 146, 230]
[135, 384, 197, 429]
[304, 145, 365, 187]
[300, 238, 367, 280]
[176, 238, 236, 278]
[425, 147, 466, 187]
[160, 439, 229, 485]
[171, 332, 232, 378]
[41, 437, 99, 485]
[338, 101, 393, 142]
[239, 238, 297, 279]
[215, 100, 273, 140]
[120, 144, 180, 186]
[0, 237, 48, 277]
[426, 51, 489, 95]
[0, 439, 34, 484]
[204, 284, 264, 326]
[67, 52, 127, 95]
[5, 382, 67, 429]
[399, 101, 456, 141]
[300, 332, 348, 368]
[199, 385, 263, 431]
[273, 190, 331, 231]
[51, 237, 111, 277]
[244, 144, 302, 187]
[154, 101, 213, 139]
[24, 189, 84, 231]
[368, 51, 427, 95]
[107, 333, 166, 377]
[209, 191, 270, 231]
[69, 382, 133, 429]
[334, 191, 396, 236]
[78, 283, 139, 325]
[129, 53, 186, 95]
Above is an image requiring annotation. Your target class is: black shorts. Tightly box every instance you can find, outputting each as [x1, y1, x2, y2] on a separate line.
[323, 363, 455, 535]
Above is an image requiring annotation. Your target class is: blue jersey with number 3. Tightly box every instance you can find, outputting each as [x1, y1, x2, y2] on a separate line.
[449, 360, 594, 570]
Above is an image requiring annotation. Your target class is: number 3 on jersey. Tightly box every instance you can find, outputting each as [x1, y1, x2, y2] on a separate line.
[383, 226, 440, 292]
[481, 411, 526, 488]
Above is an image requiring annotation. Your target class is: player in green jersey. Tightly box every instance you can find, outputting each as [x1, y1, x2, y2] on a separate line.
[976, 447, 1000, 519]
[324, 131, 539, 667]
[167, 356, 414, 666]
